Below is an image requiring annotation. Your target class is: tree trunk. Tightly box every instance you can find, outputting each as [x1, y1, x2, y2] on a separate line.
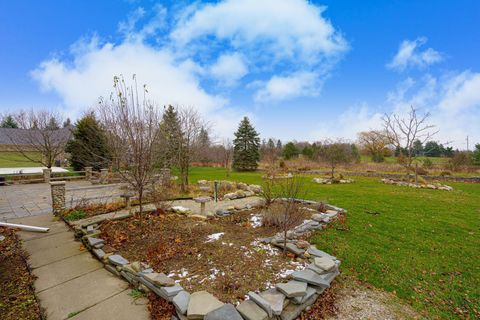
[138, 187, 143, 226]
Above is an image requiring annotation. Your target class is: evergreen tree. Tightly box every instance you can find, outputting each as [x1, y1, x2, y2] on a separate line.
[283, 142, 299, 160]
[276, 139, 282, 150]
[473, 144, 480, 165]
[233, 117, 260, 171]
[46, 116, 60, 130]
[301, 145, 314, 159]
[267, 138, 275, 150]
[65, 113, 111, 171]
[412, 139, 423, 156]
[0, 115, 18, 128]
[158, 105, 183, 168]
[63, 118, 72, 128]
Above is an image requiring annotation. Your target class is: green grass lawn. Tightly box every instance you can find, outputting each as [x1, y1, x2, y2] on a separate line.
[0, 151, 42, 167]
[188, 167, 480, 319]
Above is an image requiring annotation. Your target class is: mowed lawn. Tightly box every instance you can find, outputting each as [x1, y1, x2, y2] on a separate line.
[0, 151, 41, 167]
[188, 167, 480, 319]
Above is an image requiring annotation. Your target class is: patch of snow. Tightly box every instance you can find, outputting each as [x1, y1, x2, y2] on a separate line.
[206, 232, 225, 242]
[251, 239, 279, 256]
[250, 214, 262, 228]
[171, 206, 190, 214]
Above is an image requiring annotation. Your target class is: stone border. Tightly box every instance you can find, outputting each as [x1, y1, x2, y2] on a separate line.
[68, 199, 344, 320]
[381, 178, 453, 191]
[312, 178, 354, 184]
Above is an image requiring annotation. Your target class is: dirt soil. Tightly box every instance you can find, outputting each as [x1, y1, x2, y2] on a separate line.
[0, 227, 43, 320]
[100, 209, 312, 304]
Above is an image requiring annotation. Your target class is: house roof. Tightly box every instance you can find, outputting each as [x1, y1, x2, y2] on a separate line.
[0, 127, 72, 146]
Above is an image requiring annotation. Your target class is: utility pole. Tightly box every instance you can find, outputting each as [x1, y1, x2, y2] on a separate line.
[466, 136, 469, 152]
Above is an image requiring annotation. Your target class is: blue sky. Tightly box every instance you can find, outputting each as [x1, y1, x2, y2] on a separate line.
[1, 0, 479, 148]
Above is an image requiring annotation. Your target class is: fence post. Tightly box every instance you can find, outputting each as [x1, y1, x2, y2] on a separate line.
[84, 167, 92, 181]
[50, 181, 66, 216]
[43, 168, 52, 183]
[100, 169, 108, 184]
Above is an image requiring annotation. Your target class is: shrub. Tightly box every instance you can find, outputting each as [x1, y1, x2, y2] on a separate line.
[64, 210, 86, 221]
[439, 170, 451, 176]
[371, 153, 385, 163]
[422, 158, 433, 169]
[261, 202, 304, 230]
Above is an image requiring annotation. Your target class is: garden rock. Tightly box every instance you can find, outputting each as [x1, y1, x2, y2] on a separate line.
[236, 300, 268, 320]
[292, 269, 330, 288]
[248, 291, 273, 317]
[105, 264, 120, 277]
[307, 246, 336, 259]
[313, 256, 336, 272]
[276, 281, 307, 298]
[92, 248, 105, 260]
[321, 268, 340, 285]
[259, 288, 286, 315]
[311, 213, 326, 222]
[296, 240, 309, 249]
[160, 284, 184, 300]
[292, 287, 316, 304]
[108, 254, 129, 266]
[280, 293, 318, 320]
[173, 291, 190, 315]
[204, 304, 243, 320]
[187, 291, 224, 319]
[87, 237, 104, 248]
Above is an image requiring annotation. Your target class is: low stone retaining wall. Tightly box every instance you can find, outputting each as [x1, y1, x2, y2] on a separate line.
[68, 199, 343, 320]
[381, 178, 453, 191]
[305, 170, 480, 183]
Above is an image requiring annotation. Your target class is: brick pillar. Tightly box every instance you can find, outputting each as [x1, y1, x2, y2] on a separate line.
[84, 167, 92, 181]
[100, 169, 108, 184]
[43, 168, 52, 183]
[50, 181, 66, 215]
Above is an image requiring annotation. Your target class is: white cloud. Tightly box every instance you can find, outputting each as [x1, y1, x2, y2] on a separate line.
[310, 71, 480, 148]
[31, 37, 226, 117]
[254, 72, 321, 102]
[387, 37, 443, 72]
[170, 0, 348, 64]
[209, 53, 248, 86]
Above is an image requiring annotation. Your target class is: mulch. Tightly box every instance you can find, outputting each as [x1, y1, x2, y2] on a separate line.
[0, 227, 43, 320]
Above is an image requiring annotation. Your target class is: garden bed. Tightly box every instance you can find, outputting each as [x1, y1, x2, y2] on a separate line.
[0, 227, 43, 320]
[99, 209, 312, 303]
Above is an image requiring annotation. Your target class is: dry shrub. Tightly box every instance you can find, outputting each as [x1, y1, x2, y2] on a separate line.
[150, 183, 174, 212]
[261, 202, 304, 231]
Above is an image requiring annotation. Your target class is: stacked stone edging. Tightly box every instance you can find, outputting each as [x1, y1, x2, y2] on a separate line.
[305, 170, 480, 183]
[381, 178, 453, 191]
[67, 199, 343, 320]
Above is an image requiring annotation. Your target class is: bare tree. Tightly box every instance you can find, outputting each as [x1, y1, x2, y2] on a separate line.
[382, 106, 437, 178]
[5, 109, 69, 168]
[177, 107, 205, 193]
[98, 75, 161, 222]
[319, 140, 357, 178]
[220, 138, 233, 177]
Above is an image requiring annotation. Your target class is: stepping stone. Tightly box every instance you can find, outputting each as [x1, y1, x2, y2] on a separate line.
[248, 291, 272, 317]
[205, 304, 243, 320]
[87, 237, 104, 248]
[108, 254, 129, 267]
[275, 281, 307, 298]
[144, 272, 175, 287]
[313, 257, 336, 272]
[173, 291, 190, 315]
[259, 288, 286, 315]
[236, 300, 268, 320]
[292, 287, 316, 304]
[187, 291, 223, 319]
[291, 270, 330, 288]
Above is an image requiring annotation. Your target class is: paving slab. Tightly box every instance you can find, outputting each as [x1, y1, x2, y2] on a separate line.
[37, 268, 128, 320]
[71, 289, 149, 320]
[28, 238, 84, 268]
[9, 216, 69, 241]
[33, 252, 102, 292]
[23, 231, 75, 253]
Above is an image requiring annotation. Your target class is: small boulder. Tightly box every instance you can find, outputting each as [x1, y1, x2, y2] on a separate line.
[144, 272, 175, 287]
[187, 291, 223, 319]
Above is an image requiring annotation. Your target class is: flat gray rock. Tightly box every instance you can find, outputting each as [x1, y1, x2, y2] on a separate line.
[236, 300, 268, 320]
[172, 291, 190, 315]
[144, 272, 175, 287]
[280, 293, 318, 320]
[204, 304, 243, 320]
[259, 288, 286, 315]
[321, 268, 340, 285]
[104, 264, 120, 277]
[292, 286, 316, 304]
[307, 246, 336, 260]
[92, 248, 105, 260]
[187, 291, 223, 319]
[87, 237, 104, 248]
[275, 281, 307, 298]
[291, 269, 330, 288]
[108, 254, 129, 267]
[160, 284, 184, 300]
[306, 263, 329, 275]
[314, 256, 336, 271]
[248, 291, 272, 317]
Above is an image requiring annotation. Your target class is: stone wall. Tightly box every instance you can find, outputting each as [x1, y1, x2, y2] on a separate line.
[50, 181, 65, 215]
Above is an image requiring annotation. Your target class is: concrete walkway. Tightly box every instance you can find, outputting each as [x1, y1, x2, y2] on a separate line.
[8, 214, 149, 320]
